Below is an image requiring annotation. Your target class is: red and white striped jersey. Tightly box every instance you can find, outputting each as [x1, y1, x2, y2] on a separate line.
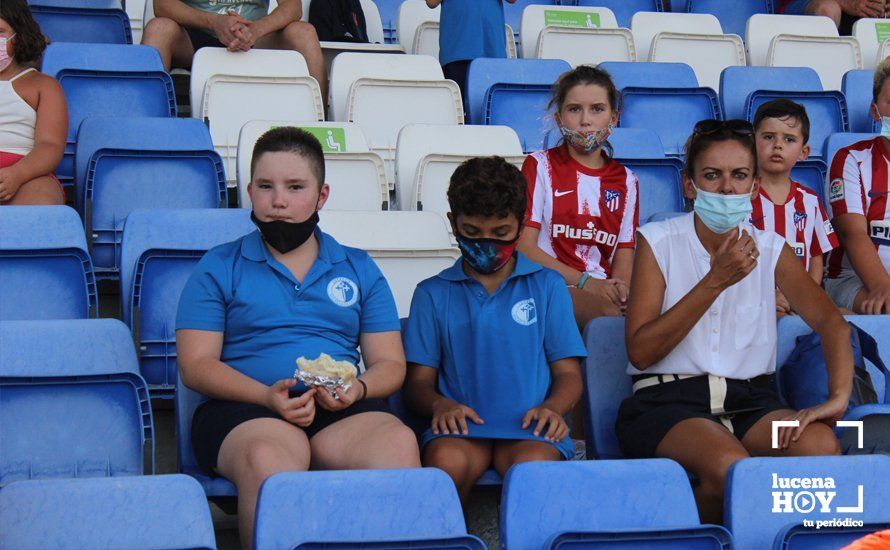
[825, 137, 890, 279]
[522, 146, 639, 278]
[749, 180, 837, 271]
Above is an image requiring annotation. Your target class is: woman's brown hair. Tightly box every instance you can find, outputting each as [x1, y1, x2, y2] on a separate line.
[1, 0, 48, 65]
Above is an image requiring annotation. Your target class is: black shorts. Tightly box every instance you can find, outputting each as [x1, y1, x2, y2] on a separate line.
[615, 373, 786, 458]
[192, 396, 391, 475]
[184, 26, 221, 51]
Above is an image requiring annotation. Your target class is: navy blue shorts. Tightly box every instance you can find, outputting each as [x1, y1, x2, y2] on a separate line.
[615, 373, 786, 458]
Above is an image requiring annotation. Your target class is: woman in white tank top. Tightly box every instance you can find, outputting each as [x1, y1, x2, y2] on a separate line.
[617, 119, 854, 525]
[0, 1, 67, 205]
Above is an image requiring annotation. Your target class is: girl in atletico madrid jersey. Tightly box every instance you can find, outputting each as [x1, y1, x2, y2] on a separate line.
[749, 99, 838, 316]
[519, 65, 639, 328]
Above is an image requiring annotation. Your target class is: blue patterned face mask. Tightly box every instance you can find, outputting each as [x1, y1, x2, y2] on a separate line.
[560, 123, 613, 155]
[693, 183, 755, 234]
[454, 231, 519, 274]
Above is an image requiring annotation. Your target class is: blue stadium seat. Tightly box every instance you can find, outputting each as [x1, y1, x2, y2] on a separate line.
[254, 469, 484, 549]
[0, 206, 97, 321]
[501, 460, 733, 550]
[581, 316, 631, 459]
[599, 61, 698, 91]
[467, 58, 570, 126]
[609, 127, 667, 158]
[621, 86, 722, 156]
[745, 90, 848, 159]
[842, 69, 879, 133]
[40, 43, 176, 186]
[120, 209, 254, 397]
[30, 0, 132, 44]
[485, 83, 554, 153]
[686, 0, 773, 37]
[621, 158, 686, 222]
[824, 132, 878, 169]
[777, 315, 889, 407]
[75, 117, 227, 279]
[0, 475, 216, 550]
[576, 0, 664, 28]
[374, 0, 403, 43]
[176, 376, 237, 498]
[0, 319, 153, 485]
[726, 455, 890, 550]
[774, 522, 890, 550]
[790, 159, 828, 206]
[720, 66, 822, 121]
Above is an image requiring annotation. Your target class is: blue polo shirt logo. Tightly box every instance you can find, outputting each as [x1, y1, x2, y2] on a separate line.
[327, 277, 358, 307]
[511, 299, 537, 326]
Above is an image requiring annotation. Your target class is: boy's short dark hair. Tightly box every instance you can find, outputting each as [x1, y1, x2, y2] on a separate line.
[753, 99, 810, 144]
[447, 156, 527, 223]
[1, 0, 48, 65]
[250, 126, 325, 187]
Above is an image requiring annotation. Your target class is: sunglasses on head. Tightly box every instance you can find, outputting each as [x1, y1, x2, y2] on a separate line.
[692, 119, 755, 139]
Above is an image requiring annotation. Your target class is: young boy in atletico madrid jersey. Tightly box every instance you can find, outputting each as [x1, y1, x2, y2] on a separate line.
[750, 99, 838, 316]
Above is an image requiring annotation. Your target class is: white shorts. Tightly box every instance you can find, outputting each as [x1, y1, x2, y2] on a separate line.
[824, 272, 864, 311]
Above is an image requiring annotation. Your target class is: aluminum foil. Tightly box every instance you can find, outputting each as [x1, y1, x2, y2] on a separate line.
[293, 369, 354, 399]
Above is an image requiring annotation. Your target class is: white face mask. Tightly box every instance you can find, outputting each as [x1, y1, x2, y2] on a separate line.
[875, 103, 890, 139]
[0, 35, 15, 72]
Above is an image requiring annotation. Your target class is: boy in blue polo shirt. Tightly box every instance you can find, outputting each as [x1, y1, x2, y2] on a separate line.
[175, 127, 419, 549]
[404, 156, 586, 503]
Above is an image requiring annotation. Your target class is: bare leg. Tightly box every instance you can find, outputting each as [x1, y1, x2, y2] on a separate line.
[309, 411, 421, 470]
[805, 0, 843, 26]
[140, 17, 197, 71]
[654, 418, 751, 524]
[215, 418, 312, 550]
[5, 176, 64, 205]
[492, 439, 561, 478]
[423, 438, 493, 503]
[741, 409, 841, 457]
[254, 21, 327, 107]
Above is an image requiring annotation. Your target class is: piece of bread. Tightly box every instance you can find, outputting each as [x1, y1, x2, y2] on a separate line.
[296, 353, 357, 383]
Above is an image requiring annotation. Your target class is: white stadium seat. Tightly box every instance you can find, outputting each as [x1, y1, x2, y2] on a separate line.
[852, 18, 890, 69]
[745, 14, 838, 67]
[394, 124, 523, 213]
[397, 0, 440, 55]
[237, 120, 388, 211]
[319, 211, 460, 317]
[650, 32, 745, 91]
[329, 53, 464, 187]
[520, 5, 625, 63]
[630, 11, 723, 64]
[190, 48, 324, 185]
[127, 0, 146, 43]
[768, 35, 862, 91]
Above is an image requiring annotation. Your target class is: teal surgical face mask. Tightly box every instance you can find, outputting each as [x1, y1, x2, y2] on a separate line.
[693, 182, 755, 234]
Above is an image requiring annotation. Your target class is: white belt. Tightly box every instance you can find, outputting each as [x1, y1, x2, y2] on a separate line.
[631, 373, 699, 393]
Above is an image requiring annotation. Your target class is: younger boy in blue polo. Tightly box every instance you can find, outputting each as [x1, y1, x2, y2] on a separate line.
[403, 156, 586, 502]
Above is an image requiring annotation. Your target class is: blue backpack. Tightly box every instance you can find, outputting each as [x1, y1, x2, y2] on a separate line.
[781, 322, 888, 412]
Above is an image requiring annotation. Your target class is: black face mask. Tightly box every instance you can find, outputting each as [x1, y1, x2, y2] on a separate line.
[251, 211, 319, 254]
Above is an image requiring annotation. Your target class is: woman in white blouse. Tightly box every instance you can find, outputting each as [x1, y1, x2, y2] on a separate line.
[618, 119, 853, 524]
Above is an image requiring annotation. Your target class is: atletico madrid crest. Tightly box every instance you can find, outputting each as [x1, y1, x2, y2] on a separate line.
[604, 189, 621, 213]
[793, 211, 807, 232]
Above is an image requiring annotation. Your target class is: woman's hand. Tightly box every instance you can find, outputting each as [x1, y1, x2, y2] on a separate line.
[0, 168, 24, 203]
[313, 381, 362, 412]
[431, 397, 484, 435]
[774, 396, 849, 450]
[706, 230, 759, 291]
[266, 380, 317, 427]
[582, 277, 627, 309]
[522, 405, 569, 442]
[775, 288, 792, 315]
